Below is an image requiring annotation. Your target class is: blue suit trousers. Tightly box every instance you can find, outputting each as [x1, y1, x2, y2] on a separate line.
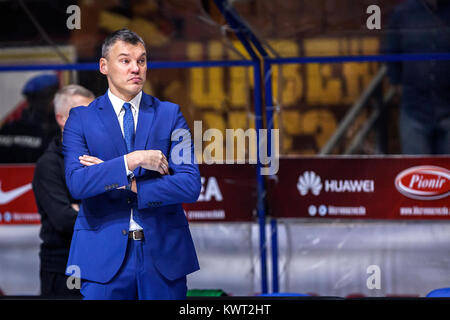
[81, 238, 187, 300]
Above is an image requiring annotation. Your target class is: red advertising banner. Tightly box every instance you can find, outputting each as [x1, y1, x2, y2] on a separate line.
[2, 157, 448, 224]
[0, 164, 257, 225]
[0, 165, 39, 224]
[267, 156, 450, 220]
[183, 164, 257, 222]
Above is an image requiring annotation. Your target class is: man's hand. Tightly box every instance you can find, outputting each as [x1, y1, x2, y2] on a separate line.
[78, 152, 168, 194]
[131, 178, 137, 193]
[79, 155, 104, 166]
[79, 155, 130, 190]
[126, 150, 169, 175]
[71, 203, 80, 212]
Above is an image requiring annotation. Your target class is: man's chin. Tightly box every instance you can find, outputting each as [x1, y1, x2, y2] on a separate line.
[127, 84, 144, 94]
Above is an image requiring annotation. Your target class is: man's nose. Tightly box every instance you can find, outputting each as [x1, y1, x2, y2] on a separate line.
[130, 61, 140, 73]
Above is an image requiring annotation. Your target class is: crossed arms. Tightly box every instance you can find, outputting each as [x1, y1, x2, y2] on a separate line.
[78, 150, 169, 193]
[62, 106, 201, 209]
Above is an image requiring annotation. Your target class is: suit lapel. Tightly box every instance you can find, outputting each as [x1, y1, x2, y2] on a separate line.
[134, 92, 155, 176]
[96, 93, 128, 156]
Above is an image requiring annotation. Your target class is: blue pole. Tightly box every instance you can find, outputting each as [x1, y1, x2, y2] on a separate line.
[252, 61, 268, 294]
[270, 218, 279, 293]
[217, 3, 277, 294]
[212, 0, 268, 294]
[263, 59, 278, 293]
[263, 60, 275, 148]
[215, 3, 277, 294]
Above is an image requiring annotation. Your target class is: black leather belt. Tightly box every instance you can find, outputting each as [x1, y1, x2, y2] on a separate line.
[128, 230, 144, 240]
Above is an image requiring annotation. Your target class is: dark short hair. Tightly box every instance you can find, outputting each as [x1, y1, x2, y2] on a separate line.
[101, 28, 146, 58]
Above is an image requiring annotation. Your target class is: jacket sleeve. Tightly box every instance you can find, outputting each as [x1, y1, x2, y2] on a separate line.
[135, 105, 201, 209]
[62, 107, 129, 200]
[32, 155, 78, 234]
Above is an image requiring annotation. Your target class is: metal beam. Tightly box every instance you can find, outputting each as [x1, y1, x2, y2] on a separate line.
[319, 65, 387, 155]
[213, 0, 269, 294]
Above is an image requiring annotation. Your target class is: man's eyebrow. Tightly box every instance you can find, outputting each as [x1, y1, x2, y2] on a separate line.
[117, 53, 146, 58]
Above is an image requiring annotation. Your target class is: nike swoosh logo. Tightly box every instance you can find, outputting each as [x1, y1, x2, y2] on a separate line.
[0, 181, 32, 205]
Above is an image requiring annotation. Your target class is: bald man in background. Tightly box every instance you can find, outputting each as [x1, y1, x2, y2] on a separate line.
[32, 85, 95, 298]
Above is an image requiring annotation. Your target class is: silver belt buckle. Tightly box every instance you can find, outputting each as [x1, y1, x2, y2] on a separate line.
[132, 230, 142, 240]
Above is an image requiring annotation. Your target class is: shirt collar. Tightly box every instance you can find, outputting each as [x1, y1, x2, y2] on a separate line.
[107, 89, 142, 116]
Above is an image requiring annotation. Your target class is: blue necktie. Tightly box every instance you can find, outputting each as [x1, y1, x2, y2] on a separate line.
[122, 102, 135, 153]
[123, 102, 142, 227]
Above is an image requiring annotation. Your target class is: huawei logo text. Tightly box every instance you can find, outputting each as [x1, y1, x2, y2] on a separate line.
[297, 171, 375, 196]
[297, 171, 322, 196]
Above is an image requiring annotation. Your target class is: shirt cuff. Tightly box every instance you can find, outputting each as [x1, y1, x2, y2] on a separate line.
[124, 155, 133, 177]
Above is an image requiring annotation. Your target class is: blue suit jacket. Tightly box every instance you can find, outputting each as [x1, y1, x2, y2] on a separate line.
[62, 92, 200, 283]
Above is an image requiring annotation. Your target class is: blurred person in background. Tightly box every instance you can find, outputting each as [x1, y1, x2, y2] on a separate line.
[0, 74, 60, 163]
[384, 0, 450, 154]
[32, 85, 95, 298]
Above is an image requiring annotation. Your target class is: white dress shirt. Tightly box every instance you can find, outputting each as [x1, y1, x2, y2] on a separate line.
[107, 89, 143, 231]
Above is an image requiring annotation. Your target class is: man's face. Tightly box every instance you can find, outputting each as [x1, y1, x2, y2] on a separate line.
[99, 40, 147, 101]
[57, 94, 94, 130]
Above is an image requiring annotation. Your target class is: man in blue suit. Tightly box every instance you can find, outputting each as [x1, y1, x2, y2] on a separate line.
[62, 28, 201, 299]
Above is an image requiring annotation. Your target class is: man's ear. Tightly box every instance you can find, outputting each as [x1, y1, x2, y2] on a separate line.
[55, 113, 65, 129]
[99, 57, 108, 75]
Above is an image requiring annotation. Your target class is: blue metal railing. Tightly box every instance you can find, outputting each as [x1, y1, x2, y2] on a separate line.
[262, 51, 450, 294]
[213, 0, 270, 294]
[0, 60, 254, 72]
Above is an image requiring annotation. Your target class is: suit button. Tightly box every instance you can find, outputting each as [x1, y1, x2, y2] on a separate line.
[122, 229, 127, 236]
[127, 198, 131, 204]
